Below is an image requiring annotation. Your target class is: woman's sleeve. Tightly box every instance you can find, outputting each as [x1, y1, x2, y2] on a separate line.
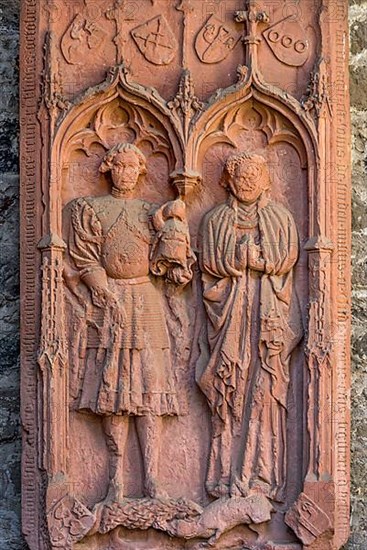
[200, 214, 242, 278]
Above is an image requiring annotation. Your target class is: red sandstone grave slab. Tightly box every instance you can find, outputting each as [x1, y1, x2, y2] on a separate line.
[20, 1, 351, 548]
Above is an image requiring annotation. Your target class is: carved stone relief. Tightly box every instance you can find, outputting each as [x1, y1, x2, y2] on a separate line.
[21, 1, 351, 549]
[195, 15, 242, 64]
[262, 16, 310, 67]
[197, 152, 302, 503]
[131, 15, 178, 65]
[61, 14, 107, 65]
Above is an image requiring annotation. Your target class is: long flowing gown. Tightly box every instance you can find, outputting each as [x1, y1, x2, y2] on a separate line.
[197, 195, 303, 501]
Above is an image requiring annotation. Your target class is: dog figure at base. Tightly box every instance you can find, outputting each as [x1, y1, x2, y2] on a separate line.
[166, 494, 273, 548]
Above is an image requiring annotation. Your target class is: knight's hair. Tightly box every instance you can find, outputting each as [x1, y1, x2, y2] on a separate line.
[99, 143, 147, 175]
[220, 151, 270, 190]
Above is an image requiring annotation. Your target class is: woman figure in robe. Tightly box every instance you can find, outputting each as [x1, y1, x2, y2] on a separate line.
[197, 151, 302, 502]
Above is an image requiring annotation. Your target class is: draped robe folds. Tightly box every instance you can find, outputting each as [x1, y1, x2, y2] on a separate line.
[68, 195, 194, 417]
[197, 196, 303, 500]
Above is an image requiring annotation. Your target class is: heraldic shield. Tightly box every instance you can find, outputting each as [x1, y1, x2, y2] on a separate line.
[195, 15, 241, 64]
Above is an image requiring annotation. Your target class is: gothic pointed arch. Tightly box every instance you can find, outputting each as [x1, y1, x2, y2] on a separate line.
[49, 65, 185, 234]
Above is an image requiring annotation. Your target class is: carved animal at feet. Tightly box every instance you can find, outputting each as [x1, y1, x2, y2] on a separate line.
[166, 494, 273, 547]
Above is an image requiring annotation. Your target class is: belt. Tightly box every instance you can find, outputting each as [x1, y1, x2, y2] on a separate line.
[110, 275, 151, 286]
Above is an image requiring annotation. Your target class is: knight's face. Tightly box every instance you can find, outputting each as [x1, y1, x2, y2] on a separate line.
[110, 151, 141, 192]
[229, 161, 264, 204]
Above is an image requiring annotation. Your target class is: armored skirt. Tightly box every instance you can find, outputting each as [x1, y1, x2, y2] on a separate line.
[68, 195, 180, 417]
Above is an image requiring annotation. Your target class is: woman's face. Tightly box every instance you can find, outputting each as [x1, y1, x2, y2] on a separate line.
[110, 150, 141, 192]
[228, 160, 264, 204]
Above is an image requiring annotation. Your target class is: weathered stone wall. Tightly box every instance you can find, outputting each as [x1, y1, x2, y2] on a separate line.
[0, 1, 365, 548]
[0, 0, 23, 548]
[348, 1, 367, 548]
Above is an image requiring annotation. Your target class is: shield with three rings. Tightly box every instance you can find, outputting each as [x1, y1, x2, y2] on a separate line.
[263, 16, 309, 67]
